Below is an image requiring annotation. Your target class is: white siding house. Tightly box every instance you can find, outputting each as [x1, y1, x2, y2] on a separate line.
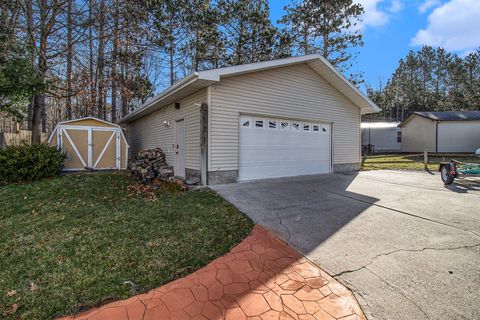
[361, 122, 401, 153]
[120, 54, 380, 184]
[399, 111, 480, 153]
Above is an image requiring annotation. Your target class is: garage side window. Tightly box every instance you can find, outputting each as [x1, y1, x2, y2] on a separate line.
[255, 120, 264, 128]
[397, 131, 401, 142]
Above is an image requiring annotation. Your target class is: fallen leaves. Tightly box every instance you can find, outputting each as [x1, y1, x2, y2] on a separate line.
[3, 303, 19, 316]
[126, 184, 157, 201]
[6, 290, 16, 297]
[30, 282, 39, 292]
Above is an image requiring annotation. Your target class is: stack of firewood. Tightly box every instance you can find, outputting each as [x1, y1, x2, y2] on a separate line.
[129, 148, 174, 182]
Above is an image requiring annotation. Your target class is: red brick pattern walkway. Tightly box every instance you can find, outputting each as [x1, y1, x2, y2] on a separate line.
[61, 226, 365, 320]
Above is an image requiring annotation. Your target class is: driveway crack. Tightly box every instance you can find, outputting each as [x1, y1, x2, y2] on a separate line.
[364, 266, 431, 320]
[273, 209, 291, 241]
[332, 243, 480, 278]
[339, 278, 376, 320]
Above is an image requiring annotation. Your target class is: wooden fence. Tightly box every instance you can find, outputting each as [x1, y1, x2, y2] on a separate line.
[0, 130, 48, 149]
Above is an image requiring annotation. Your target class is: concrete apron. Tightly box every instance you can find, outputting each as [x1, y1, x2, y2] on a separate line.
[211, 170, 480, 320]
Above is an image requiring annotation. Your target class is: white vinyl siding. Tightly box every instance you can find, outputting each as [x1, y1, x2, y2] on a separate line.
[209, 63, 361, 171]
[126, 89, 205, 170]
[438, 121, 480, 153]
[401, 116, 436, 152]
[361, 127, 401, 152]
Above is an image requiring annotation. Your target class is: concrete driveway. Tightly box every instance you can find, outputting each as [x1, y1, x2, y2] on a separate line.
[211, 170, 480, 320]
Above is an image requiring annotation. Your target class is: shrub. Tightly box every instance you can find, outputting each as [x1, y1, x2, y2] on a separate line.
[0, 144, 65, 182]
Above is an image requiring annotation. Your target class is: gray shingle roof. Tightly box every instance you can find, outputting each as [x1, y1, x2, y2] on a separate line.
[414, 111, 480, 121]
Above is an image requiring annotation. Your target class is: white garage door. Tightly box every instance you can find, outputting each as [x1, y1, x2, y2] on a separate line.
[239, 115, 331, 181]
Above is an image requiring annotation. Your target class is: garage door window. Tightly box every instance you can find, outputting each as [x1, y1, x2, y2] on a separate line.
[303, 124, 310, 131]
[242, 119, 250, 127]
[269, 120, 277, 129]
[313, 125, 319, 132]
[292, 122, 300, 130]
[255, 120, 264, 128]
[281, 121, 289, 130]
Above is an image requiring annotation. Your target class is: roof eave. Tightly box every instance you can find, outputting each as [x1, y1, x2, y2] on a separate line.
[119, 73, 201, 124]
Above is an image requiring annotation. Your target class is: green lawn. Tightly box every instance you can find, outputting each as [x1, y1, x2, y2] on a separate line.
[362, 154, 479, 171]
[0, 173, 253, 319]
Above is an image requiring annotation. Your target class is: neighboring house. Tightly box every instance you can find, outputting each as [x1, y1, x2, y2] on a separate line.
[361, 122, 401, 153]
[119, 54, 380, 184]
[399, 111, 480, 153]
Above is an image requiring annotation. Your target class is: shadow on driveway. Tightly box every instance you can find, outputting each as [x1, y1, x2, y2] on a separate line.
[211, 170, 480, 320]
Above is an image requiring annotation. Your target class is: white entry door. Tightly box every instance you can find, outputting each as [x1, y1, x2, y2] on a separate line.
[239, 115, 331, 181]
[175, 119, 186, 178]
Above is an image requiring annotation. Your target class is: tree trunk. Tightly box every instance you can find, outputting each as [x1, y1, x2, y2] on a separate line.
[302, 25, 308, 55]
[121, 61, 129, 117]
[32, 0, 49, 144]
[65, 0, 73, 120]
[111, 1, 118, 123]
[322, 33, 329, 59]
[121, 95, 128, 117]
[26, 0, 34, 130]
[236, 20, 243, 64]
[89, 0, 96, 116]
[32, 95, 45, 143]
[96, 0, 105, 119]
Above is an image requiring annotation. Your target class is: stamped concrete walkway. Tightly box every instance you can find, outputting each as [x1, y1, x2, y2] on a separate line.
[61, 226, 364, 320]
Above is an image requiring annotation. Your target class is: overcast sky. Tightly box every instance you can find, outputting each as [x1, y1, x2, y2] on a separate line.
[269, 0, 480, 89]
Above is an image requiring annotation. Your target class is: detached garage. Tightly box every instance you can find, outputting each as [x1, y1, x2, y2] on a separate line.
[48, 117, 129, 171]
[119, 54, 380, 184]
[399, 111, 480, 153]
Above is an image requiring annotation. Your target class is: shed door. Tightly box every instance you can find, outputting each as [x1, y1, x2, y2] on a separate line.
[92, 128, 119, 169]
[61, 127, 89, 170]
[58, 126, 121, 170]
[239, 116, 331, 181]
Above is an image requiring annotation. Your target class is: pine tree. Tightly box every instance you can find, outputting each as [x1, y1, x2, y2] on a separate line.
[218, 0, 277, 65]
[280, 0, 363, 72]
[181, 0, 224, 72]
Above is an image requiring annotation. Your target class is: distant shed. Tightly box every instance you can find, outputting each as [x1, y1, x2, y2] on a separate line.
[361, 122, 401, 153]
[399, 111, 480, 153]
[48, 117, 129, 171]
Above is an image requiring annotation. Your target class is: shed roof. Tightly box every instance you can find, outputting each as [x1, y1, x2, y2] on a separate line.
[399, 111, 480, 127]
[56, 117, 120, 128]
[119, 54, 380, 124]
